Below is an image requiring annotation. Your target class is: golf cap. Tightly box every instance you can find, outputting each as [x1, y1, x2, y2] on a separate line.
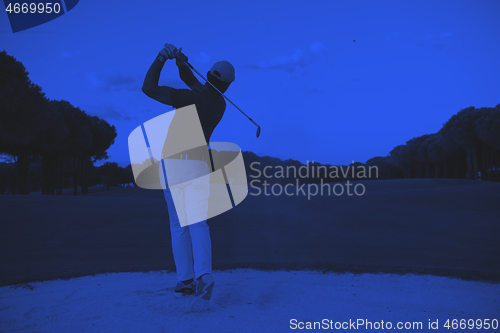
[210, 61, 235, 83]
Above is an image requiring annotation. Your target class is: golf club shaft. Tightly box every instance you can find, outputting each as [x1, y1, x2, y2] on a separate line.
[184, 61, 261, 131]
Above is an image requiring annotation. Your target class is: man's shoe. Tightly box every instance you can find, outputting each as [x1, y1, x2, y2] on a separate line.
[191, 273, 214, 311]
[174, 278, 196, 298]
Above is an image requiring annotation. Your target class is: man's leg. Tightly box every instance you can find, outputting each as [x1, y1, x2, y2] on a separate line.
[161, 160, 195, 282]
[188, 220, 211, 278]
[184, 164, 212, 279]
[185, 174, 214, 310]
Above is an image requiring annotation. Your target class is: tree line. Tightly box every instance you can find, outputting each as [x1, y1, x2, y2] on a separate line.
[0, 51, 121, 195]
[368, 105, 500, 181]
[240, 104, 500, 184]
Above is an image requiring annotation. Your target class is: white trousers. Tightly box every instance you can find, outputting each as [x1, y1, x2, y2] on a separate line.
[159, 158, 212, 282]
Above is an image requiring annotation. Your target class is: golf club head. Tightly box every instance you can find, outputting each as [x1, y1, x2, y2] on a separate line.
[256, 126, 261, 138]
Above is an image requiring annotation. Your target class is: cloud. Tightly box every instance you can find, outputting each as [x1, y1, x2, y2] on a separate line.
[247, 48, 304, 71]
[428, 40, 446, 50]
[86, 104, 132, 121]
[245, 42, 327, 72]
[87, 72, 188, 91]
[387, 31, 454, 50]
[305, 88, 323, 95]
[415, 33, 452, 50]
[192, 51, 211, 64]
[386, 32, 401, 40]
[105, 73, 136, 89]
[102, 73, 138, 91]
[87, 72, 140, 92]
[60, 50, 80, 58]
[158, 78, 189, 89]
[310, 42, 326, 54]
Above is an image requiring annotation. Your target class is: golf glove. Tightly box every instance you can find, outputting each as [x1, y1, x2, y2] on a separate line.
[157, 43, 178, 63]
[164, 43, 179, 58]
[175, 49, 188, 67]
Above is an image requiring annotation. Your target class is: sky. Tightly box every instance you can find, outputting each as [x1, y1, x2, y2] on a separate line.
[1, 0, 500, 167]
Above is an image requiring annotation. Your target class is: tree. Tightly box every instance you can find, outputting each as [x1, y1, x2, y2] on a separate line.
[366, 156, 404, 179]
[98, 162, 121, 190]
[411, 134, 432, 178]
[475, 105, 500, 180]
[33, 100, 69, 194]
[441, 107, 482, 179]
[389, 144, 414, 178]
[0, 51, 48, 194]
[80, 115, 116, 194]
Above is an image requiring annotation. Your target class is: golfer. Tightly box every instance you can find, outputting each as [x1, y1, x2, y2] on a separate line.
[142, 43, 235, 307]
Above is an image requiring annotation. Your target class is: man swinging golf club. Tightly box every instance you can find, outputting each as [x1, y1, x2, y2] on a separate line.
[142, 43, 235, 309]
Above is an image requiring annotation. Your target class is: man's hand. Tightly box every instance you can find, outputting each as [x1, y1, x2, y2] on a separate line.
[158, 43, 188, 66]
[175, 49, 189, 67]
[158, 43, 178, 63]
[163, 43, 178, 59]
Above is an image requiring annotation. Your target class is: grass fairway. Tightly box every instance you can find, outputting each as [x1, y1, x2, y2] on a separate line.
[1, 179, 499, 286]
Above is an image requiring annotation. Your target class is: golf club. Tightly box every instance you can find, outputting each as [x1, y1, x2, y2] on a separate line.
[184, 61, 261, 138]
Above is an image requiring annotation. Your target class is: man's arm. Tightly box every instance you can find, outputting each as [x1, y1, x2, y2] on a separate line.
[142, 55, 173, 106]
[177, 58, 204, 92]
